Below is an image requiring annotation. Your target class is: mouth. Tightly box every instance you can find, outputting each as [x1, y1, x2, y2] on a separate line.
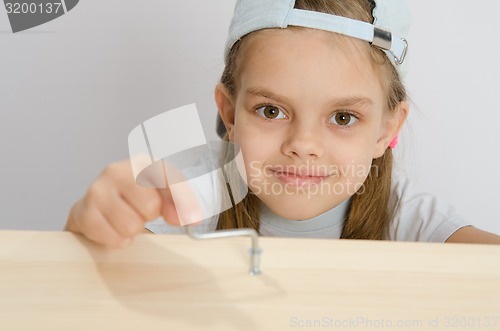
[270, 169, 332, 187]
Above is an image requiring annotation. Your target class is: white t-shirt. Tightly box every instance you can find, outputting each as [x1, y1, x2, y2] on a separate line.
[145, 172, 471, 243]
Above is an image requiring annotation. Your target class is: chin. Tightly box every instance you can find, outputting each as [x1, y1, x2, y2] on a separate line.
[259, 194, 339, 220]
[274, 208, 323, 220]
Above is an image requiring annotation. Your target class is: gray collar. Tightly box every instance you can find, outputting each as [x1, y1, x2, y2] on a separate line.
[259, 199, 350, 233]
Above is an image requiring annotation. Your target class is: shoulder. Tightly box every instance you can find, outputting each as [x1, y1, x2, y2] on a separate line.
[445, 225, 500, 244]
[388, 171, 471, 242]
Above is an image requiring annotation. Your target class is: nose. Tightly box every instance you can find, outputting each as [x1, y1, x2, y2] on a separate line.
[281, 120, 325, 160]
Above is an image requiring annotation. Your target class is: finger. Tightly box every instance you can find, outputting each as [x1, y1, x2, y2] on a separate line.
[129, 157, 205, 226]
[100, 160, 163, 228]
[97, 187, 147, 238]
[120, 182, 163, 222]
[80, 202, 132, 248]
[127, 157, 182, 226]
[158, 186, 181, 226]
[161, 161, 205, 226]
[125, 157, 181, 225]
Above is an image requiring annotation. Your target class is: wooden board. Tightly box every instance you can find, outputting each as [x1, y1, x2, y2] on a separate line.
[1, 230, 500, 330]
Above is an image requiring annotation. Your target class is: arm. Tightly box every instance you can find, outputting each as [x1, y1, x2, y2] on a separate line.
[446, 226, 500, 245]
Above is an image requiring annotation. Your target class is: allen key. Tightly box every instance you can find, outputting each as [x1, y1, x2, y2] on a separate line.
[185, 225, 262, 276]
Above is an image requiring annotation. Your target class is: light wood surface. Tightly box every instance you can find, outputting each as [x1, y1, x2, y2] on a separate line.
[1, 230, 500, 331]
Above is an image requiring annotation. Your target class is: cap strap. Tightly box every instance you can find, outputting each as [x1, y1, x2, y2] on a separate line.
[287, 9, 407, 65]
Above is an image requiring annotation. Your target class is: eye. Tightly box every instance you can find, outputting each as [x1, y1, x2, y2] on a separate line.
[330, 112, 358, 126]
[256, 105, 286, 120]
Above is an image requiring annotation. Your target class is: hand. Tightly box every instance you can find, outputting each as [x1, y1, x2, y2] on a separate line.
[65, 159, 186, 248]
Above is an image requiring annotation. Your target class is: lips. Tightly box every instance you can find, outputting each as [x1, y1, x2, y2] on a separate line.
[271, 169, 331, 187]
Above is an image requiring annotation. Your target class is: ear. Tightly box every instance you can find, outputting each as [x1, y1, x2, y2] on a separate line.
[214, 83, 236, 141]
[373, 100, 409, 158]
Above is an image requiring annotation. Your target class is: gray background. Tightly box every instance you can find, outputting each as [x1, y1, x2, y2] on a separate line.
[1, 0, 499, 235]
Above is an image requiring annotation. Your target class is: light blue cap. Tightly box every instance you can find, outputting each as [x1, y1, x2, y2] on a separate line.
[224, 0, 411, 77]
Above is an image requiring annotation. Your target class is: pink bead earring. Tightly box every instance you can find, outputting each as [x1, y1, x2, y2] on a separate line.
[389, 134, 399, 149]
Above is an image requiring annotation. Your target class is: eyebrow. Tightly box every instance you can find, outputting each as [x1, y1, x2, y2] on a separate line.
[245, 87, 374, 108]
[246, 87, 286, 103]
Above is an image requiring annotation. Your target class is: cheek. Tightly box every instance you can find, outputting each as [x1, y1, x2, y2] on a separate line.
[327, 144, 374, 184]
[237, 137, 274, 180]
[233, 111, 280, 158]
[233, 121, 266, 179]
[345, 125, 381, 163]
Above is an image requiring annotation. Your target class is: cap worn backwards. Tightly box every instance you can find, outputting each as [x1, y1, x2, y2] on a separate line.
[217, 0, 411, 144]
[225, 0, 410, 75]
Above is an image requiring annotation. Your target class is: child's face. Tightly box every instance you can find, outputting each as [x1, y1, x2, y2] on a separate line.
[217, 28, 406, 220]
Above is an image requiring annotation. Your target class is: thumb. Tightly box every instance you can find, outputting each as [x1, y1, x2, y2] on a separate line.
[158, 162, 205, 226]
[158, 187, 181, 226]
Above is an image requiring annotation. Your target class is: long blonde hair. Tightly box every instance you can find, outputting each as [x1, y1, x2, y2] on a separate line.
[217, 0, 406, 240]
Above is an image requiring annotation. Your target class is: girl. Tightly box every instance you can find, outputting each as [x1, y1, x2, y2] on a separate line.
[65, 0, 500, 247]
